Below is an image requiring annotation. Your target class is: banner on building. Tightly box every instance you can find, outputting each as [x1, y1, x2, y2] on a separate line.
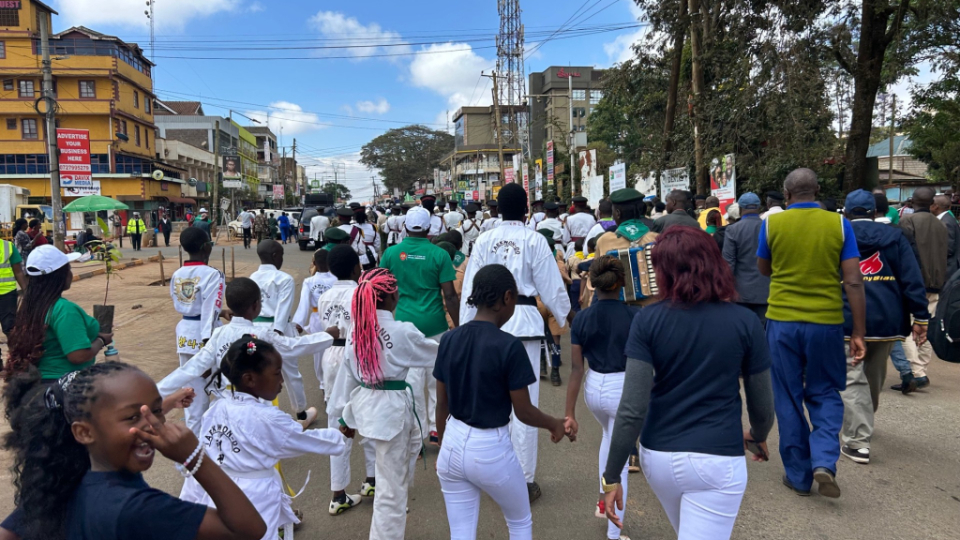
[272, 184, 284, 199]
[710, 154, 736, 214]
[609, 162, 627, 192]
[63, 180, 100, 197]
[522, 163, 530, 196]
[546, 141, 555, 185]
[504, 167, 515, 184]
[535, 159, 543, 199]
[57, 129, 92, 188]
[660, 167, 690, 198]
[222, 155, 241, 180]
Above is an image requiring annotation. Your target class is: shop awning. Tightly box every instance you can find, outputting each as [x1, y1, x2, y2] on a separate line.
[158, 196, 197, 205]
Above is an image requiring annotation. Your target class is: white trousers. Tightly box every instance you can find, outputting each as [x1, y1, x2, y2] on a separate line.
[437, 418, 532, 540]
[318, 346, 345, 400]
[369, 413, 421, 540]
[510, 340, 542, 483]
[253, 322, 307, 413]
[177, 352, 211, 436]
[639, 446, 747, 540]
[328, 413, 377, 492]
[405, 331, 444, 434]
[585, 370, 628, 540]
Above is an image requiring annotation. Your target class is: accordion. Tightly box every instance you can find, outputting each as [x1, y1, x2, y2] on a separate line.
[607, 246, 658, 302]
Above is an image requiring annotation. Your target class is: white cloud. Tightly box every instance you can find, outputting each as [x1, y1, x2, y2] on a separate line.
[309, 12, 409, 61]
[245, 101, 325, 136]
[55, 0, 239, 31]
[302, 152, 384, 203]
[249, 2, 264, 13]
[603, 2, 649, 65]
[409, 42, 496, 112]
[356, 98, 391, 115]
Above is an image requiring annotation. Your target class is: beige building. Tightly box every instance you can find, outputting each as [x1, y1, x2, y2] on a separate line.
[528, 66, 607, 155]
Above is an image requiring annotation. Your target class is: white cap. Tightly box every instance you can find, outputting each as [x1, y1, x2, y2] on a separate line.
[405, 207, 431, 232]
[199, 208, 208, 214]
[725, 203, 741, 221]
[25, 245, 81, 276]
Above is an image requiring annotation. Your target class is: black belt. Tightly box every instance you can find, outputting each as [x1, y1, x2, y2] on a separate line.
[182, 315, 201, 321]
[332, 339, 346, 347]
[517, 295, 537, 306]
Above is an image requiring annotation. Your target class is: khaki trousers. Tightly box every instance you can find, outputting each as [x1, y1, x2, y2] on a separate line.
[903, 292, 939, 377]
[840, 342, 894, 449]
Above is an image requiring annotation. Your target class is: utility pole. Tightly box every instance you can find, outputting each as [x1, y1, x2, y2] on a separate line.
[292, 138, 299, 203]
[40, 15, 64, 250]
[568, 72, 576, 198]
[484, 71, 507, 184]
[213, 121, 220, 225]
[888, 94, 896, 184]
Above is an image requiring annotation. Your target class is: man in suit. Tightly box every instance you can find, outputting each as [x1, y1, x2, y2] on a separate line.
[932, 194, 960, 278]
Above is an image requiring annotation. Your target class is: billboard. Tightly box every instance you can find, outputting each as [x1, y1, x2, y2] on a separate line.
[63, 180, 101, 197]
[504, 167, 515, 184]
[272, 184, 284, 199]
[635, 172, 657, 196]
[57, 129, 92, 188]
[222, 155, 241, 180]
[710, 154, 736, 214]
[522, 162, 530, 196]
[578, 149, 597, 194]
[660, 167, 690, 197]
[609, 162, 627, 192]
[546, 141, 555, 185]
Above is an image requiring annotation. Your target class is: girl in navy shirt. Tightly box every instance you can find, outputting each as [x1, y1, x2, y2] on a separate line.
[434, 264, 570, 540]
[564, 255, 638, 540]
[0, 362, 266, 540]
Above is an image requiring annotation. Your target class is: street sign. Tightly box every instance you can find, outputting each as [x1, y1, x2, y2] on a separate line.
[57, 129, 92, 188]
[220, 197, 231, 210]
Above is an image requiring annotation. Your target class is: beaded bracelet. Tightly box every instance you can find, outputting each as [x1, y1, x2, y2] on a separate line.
[175, 442, 204, 478]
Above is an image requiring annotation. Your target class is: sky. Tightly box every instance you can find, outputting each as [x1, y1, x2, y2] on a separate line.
[47, 0, 649, 203]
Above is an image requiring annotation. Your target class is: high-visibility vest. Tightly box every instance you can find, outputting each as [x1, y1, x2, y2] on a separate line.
[0, 240, 18, 295]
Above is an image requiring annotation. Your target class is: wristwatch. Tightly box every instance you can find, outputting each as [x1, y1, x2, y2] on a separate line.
[601, 475, 620, 493]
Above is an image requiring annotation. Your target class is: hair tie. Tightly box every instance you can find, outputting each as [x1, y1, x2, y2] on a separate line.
[246, 341, 257, 355]
[59, 371, 78, 393]
[43, 386, 61, 411]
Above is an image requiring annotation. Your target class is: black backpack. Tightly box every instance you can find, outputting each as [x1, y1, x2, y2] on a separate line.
[928, 269, 960, 363]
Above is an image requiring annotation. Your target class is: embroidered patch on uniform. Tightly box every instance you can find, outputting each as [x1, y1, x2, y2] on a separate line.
[174, 277, 199, 304]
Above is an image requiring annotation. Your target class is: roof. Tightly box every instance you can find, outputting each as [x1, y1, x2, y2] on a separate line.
[33, 0, 58, 15]
[244, 126, 276, 136]
[154, 101, 205, 116]
[867, 135, 912, 158]
[53, 26, 153, 66]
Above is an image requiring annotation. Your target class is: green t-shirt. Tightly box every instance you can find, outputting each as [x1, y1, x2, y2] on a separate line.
[7, 243, 22, 264]
[39, 298, 100, 380]
[886, 206, 900, 225]
[380, 237, 456, 337]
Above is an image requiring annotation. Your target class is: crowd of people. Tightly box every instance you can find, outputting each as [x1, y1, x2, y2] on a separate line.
[0, 166, 955, 540]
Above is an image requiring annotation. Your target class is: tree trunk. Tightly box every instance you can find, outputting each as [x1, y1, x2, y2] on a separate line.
[688, 0, 708, 195]
[660, 0, 688, 184]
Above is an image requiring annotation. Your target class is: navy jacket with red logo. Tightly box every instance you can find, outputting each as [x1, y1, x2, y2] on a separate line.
[842, 220, 930, 340]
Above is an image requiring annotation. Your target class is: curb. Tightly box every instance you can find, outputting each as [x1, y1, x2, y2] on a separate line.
[73, 254, 163, 282]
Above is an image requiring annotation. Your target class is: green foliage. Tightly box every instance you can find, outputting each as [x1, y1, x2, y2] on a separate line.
[321, 182, 351, 201]
[83, 240, 123, 305]
[905, 76, 960, 185]
[360, 125, 454, 193]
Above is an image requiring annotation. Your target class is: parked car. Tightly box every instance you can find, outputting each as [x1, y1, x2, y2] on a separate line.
[298, 207, 320, 251]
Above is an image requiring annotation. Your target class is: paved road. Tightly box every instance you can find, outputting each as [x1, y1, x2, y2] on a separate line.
[25, 241, 960, 539]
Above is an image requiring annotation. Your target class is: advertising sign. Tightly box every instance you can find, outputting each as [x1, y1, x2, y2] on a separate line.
[522, 163, 530, 195]
[660, 167, 690, 198]
[546, 141, 555, 185]
[223, 179, 243, 189]
[636, 173, 657, 196]
[492, 186, 501, 199]
[464, 191, 474, 201]
[504, 167, 515, 184]
[222, 155, 241, 179]
[710, 154, 736, 214]
[57, 129, 92, 188]
[609, 162, 627, 192]
[63, 180, 101, 197]
[272, 184, 284, 199]
[587, 175, 604, 209]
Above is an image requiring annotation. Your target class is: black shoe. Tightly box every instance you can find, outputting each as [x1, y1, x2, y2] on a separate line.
[915, 376, 930, 389]
[540, 357, 547, 379]
[550, 367, 562, 386]
[813, 467, 841, 498]
[296, 410, 307, 421]
[891, 373, 918, 394]
[781, 475, 811, 496]
[527, 481, 542, 503]
[841, 444, 870, 464]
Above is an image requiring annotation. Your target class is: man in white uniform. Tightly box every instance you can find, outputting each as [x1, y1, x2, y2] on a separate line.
[526, 199, 545, 231]
[384, 206, 406, 249]
[249, 240, 310, 422]
[170, 227, 225, 435]
[337, 206, 380, 270]
[480, 200, 502, 233]
[459, 183, 571, 502]
[310, 207, 330, 246]
[444, 200, 464, 231]
[421, 194, 446, 239]
[458, 203, 483, 257]
[536, 202, 564, 250]
[238, 207, 255, 249]
[563, 196, 598, 259]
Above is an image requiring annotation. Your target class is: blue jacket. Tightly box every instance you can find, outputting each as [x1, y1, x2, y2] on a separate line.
[842, 220, 930, 340]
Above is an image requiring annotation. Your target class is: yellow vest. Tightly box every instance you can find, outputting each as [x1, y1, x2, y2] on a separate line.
[0, 240, 17, 295]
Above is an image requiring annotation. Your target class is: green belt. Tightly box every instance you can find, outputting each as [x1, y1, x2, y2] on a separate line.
[253, 316, 275, 323]
[340, 380, 426, 467]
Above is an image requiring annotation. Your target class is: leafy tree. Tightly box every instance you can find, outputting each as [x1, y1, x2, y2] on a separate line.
[359, 125, 454, 193]
[905, 76, 960, 185]
[321, 182, 351, 201]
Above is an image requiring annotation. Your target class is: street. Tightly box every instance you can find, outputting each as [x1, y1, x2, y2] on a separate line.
[1, 241, 958, 540]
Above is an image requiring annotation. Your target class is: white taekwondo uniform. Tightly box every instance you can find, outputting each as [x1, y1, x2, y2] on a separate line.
[293, 271, 338, 390]
[459, 220, 571, 482]
[458, 216, 482, 257]
[310, 214, 330, 243]
[536, 217, 564, 248]
[428, 214, 446, 238]
[170, 261, 225, 434]
[328, 310, 440, 540]
[479, 215, 501, 233]
[180, 391, 348, 540]
[384, 215, 405, 248]
[250, 264, 307, 413]
[316, 280, 377, 492]
[526, 211, 545, 231]
[563, 211, 598, 259]
[340, 222, 380, 267]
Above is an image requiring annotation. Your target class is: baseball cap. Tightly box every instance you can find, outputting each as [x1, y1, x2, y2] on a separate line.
[199, 208, 208, 214]
[405, 206, 431, 232]
[845, 189, 876, 214]
[737, 192, 761, 209]
[725, 203, 741, 221]
[26, 245, 81, 276]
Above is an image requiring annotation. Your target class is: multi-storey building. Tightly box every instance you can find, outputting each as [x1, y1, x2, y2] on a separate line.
[443, 104, 524, 201]
[528, 66, 607, 156]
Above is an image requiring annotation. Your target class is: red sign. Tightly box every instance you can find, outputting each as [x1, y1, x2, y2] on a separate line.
[0, 1, 22, 9]
[557, 67, 581, 78]
[272, 184, 284, 199]
[57, 129, 92, 188]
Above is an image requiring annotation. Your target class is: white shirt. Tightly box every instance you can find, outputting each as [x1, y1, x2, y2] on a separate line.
[429, 215, 446, 237]
[310, 214, 330, 242]
[460, 221, 571, 338]
[480, 216, 501, 233]
[458, 216, 482, 255]
[937, 211, 951, 221]
[239, 211, 254, 229]
[444, 211, 463, 230]
[328, 310, 439, 441]
[341, 222, 379, 265]
[293, 272, 338, 330]
[250, 264, 296, 335]
[585, 219, 613, 246]
[761, 206, 784, 220]
[536, 217, 564, 245]
[385, 215, 405, 245]
[565, 211, 597, 242]
[526, 212, 545, 231]
[170, 262, 225, 354]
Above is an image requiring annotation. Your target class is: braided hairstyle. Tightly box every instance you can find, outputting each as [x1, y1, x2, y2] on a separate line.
[589, 255, 625, 292]
[466, 264, 517, 309]
[351, 268, 398, 386]
[211, 335, 278, 391]
[3, 265, 73, 380]
[3, 362, 139, 540]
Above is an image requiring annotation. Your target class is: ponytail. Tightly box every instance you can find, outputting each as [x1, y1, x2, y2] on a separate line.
[351, 268, 397, 386]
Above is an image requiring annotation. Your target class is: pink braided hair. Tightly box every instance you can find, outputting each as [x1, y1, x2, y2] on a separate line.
[351, 268, 398, 386]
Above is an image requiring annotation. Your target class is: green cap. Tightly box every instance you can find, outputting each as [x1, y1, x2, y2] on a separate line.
[537, 228, 556, 249]
[610, 188, 644, 204]
[324, 227, 348, 242]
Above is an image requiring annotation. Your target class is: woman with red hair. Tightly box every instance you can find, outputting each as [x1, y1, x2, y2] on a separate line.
[600, 226, 775, 540]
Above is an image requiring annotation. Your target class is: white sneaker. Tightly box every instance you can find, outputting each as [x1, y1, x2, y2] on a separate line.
[360, 482, 375, 497]
[328, 493, 362, 515]
[297, 407, 318, 430]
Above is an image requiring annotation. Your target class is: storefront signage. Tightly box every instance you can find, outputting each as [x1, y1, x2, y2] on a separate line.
[0, 1, 22, 9]
[557, 68, 581, 78]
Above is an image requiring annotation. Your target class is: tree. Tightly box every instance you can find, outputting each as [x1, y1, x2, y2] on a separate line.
[321, 182, 351, 201]
[359, 125, 454, 193]
[905, 76, 960, 186]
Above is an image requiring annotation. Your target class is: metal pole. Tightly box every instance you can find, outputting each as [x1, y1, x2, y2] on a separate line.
[888, 94, 895, 185]
[213, 121, 220, 228]
[40, 15, 65, 250]
[569, 72, 575, 199]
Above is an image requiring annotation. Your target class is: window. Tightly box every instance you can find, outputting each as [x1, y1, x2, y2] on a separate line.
[2, 79, 11, 91]
[0, 9, 19, 27]
[0, 154, 50, 175]
[0, 41, 5, 59]
[121, 120, 128, 135]
[18, 80, 34, 98]
[135, 125, 141, 146]
[572, 89, 586, 101]
[145, 98, 151, 114]
[145, 130, 149, 149]
[590, 90, 603, 104]
[6, 119, 15, 130]
[133, 90, 139, 108]
[79, 80, 96, 98]
[21, 119, 38, 140]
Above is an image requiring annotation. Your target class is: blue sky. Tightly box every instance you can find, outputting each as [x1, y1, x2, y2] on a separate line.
[48, 0, 648, 202]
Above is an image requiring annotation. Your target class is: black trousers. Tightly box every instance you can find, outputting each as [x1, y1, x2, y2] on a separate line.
[0, 289, 17, 338]
[242, 227, 252, 248]
[131, 233, 142, 251]
[162, 231, 171, 247]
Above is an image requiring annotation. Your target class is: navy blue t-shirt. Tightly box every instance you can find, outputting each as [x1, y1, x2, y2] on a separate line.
[571, 299, 639, 374]
[625, 301, 769, 456]
[434, 320, 536, 429]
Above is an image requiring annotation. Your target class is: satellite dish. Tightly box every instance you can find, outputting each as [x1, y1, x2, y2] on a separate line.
[188, 178, 198, 187]
[152, 170, 164, 181]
